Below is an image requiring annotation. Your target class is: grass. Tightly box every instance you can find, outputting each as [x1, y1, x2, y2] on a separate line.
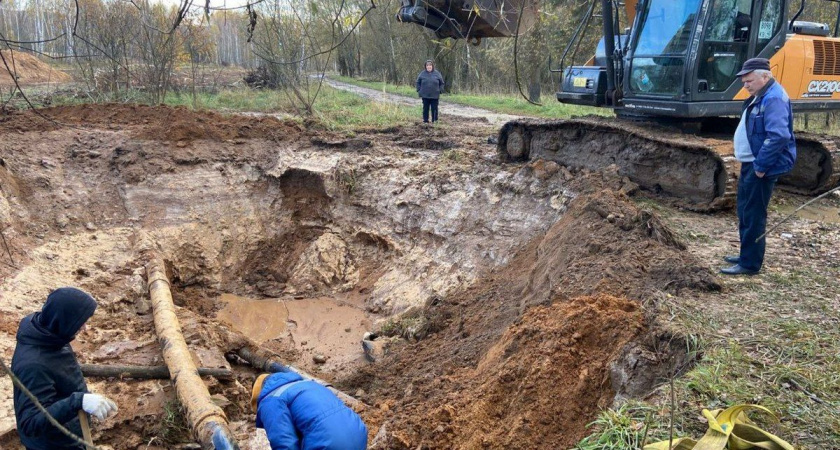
[764, 267, 829, 288]
[334, 75, 840, 136]
[164, 84, 416, 130]
[577, 331, 840, 448]
[581, 197, 840, 449]
[157, 398, 191, 444]
[573, 402, 671, 450]
[672, 332, 840, 446]
[13, 82, 417, 131]
[308, 86, 416, 130]
[442, 149, 465, 163]
[164, 88, 292, 112]
[333, 75, 612, 119]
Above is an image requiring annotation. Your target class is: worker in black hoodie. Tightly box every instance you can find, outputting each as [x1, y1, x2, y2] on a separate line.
[12, 287, 118, 450]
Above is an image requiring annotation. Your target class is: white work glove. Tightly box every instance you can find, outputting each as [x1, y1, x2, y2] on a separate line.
[82, 393, 118, 420]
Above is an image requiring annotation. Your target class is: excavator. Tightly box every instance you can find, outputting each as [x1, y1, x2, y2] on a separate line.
[397, 0, 840, 210]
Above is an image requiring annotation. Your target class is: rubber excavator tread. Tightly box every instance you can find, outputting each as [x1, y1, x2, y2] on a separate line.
[498, 118, 840, 212]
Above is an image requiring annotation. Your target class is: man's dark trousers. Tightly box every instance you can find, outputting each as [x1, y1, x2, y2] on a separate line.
[422, 98, 439, 122]
[737, 162, 779, 272]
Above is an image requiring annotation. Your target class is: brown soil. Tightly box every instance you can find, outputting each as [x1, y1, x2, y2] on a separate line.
[0, 50, 72, 86]
[1, 102, 836, 449]
[349, 188, 717, 448]
[0, 103, 302, 142]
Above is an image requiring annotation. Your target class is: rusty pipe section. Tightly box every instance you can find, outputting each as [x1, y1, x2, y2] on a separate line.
[147, 257, 240, 450]
[236, 346, 365, 411]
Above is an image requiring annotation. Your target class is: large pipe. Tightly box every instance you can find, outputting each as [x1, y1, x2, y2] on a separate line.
[235, 346, 365, 411]
[147, 257, 240, 450]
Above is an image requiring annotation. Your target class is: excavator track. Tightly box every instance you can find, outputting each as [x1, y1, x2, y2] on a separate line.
[498, 118, 840, 212]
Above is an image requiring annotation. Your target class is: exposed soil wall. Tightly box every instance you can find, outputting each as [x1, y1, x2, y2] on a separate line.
[0, 104, 727, 449]
[350, 188, 718, 448]
[0, 104, 582, 448]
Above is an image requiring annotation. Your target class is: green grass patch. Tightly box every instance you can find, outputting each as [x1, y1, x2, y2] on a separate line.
[156, 398, 190, 445]
[577, 333, 840, 447]
[336, 76, 418, 97]
[573, 402, 673, 450]
[17, 82, 415, 131]
[764, 267, 828, 288]
[165, 85, 415, 130]
[672, 335, 840, 446]
[164, 88, 292, 112]
[334, 75, 612, 119]
[309, 86, 415, 130]
[577, 200, 840, 449]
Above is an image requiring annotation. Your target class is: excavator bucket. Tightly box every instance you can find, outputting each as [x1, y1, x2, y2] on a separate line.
[397, 0, 537, 40]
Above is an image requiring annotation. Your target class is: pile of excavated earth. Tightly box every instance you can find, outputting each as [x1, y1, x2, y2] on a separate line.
[0, 102, 764, 449]
[0, 50, 72, 86]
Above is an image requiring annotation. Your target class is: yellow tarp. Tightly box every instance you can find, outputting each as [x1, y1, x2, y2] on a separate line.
[644, 404, 794, 450]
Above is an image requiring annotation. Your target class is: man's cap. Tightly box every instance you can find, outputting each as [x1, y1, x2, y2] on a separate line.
[736, 58, 771, 77]
[251, 373, 269, 410]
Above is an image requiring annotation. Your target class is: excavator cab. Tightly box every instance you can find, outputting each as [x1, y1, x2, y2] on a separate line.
[560, 0, 840, 117]
[622, 0, 786, 115]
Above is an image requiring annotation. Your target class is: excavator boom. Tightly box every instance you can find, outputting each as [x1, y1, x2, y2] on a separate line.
[396, 0, 537, 40]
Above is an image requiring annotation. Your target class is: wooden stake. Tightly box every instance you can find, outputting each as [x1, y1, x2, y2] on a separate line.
[77, 411, 94, 450]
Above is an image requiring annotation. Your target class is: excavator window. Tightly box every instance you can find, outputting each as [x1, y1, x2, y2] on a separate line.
[698, 0, 754, 92]
[756, 0, 783, 49]
[634, 0, 701, 55]
[629, 0, 702, 95]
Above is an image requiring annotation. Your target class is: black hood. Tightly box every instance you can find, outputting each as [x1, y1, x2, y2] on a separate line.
[17, 287, 97, 347]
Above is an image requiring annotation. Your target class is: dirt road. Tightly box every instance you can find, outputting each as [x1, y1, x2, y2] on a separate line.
[323, 78, 524, 125]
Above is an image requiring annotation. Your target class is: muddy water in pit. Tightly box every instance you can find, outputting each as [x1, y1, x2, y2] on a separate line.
[216, 294, 371, 370]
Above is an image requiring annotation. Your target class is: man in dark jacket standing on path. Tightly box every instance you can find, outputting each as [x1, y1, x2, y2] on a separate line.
[416, 59, 445, 123]
[12, 287, 118, 450]
[721, 58, 796, 275]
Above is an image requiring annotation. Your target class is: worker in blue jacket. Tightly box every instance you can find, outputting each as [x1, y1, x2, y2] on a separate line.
[252, 371, 368, 450]
[12, 287, 118, 450]
[721, 58, 796, 276]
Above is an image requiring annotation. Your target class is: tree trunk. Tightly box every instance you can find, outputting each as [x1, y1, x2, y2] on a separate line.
[528, 79, 541, 103]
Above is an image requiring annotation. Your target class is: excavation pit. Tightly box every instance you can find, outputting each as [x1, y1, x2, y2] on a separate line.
[0, 105, 718, 449]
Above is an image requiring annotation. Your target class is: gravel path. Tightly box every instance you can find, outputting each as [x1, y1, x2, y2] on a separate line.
[323, 78, 525, 126]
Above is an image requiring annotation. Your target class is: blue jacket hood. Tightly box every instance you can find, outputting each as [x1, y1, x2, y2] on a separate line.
[17, 288, 97, 347]
[258, 371, 304, 404]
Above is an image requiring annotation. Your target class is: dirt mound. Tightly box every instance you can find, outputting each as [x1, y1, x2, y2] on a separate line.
[445, 294, 641, 449]
[0, 103, 302, 143]
[352, 189, 719, 448]
[0, 50, 71, 85]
